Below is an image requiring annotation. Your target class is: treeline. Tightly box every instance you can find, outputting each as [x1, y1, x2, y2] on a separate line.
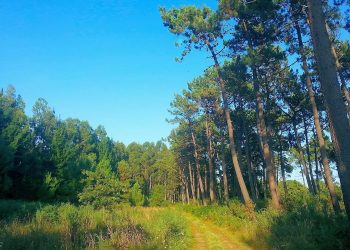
[161, 0, 350, 216]
[0, 86, 179, 206]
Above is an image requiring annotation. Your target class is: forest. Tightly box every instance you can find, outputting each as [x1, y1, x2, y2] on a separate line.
[1, 0, 350, 249]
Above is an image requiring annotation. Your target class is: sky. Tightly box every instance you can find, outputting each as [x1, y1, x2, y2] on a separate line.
[0, 0, 218, 145]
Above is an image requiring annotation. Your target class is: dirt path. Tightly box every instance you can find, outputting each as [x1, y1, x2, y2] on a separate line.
[185, 213, 247, 250]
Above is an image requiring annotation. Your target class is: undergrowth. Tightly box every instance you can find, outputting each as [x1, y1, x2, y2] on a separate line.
[0, 200, 191, 250]
[177, 194, 350, 250]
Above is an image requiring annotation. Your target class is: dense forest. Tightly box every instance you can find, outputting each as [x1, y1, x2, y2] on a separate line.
[1, 0, 350, 249]
[0, 86, 179, 206]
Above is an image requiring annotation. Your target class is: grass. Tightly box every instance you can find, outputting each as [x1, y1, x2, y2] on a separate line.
[176, 198, 350, 250]
[177, 201, 270, 249]
[1, 195, 350, 250]
[0, 200, 191, 250]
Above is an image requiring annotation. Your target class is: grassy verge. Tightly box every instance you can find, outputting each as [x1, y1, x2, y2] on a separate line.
[0, 200, 191, 250]
[176, 199, 350, 250]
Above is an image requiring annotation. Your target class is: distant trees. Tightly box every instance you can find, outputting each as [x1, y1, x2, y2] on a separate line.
[0, 86, 179, 206]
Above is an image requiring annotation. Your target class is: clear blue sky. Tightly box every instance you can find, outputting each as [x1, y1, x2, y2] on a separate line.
[0, 0, 217, 144]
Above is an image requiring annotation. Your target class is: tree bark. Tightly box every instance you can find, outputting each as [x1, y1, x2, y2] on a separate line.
[302, 117, 317, 193]
[307, 0, 350, 216]
[205, 113, 216, 202]
[243, 117, 258, 200]
[278, 133, 288, 195]
[220, 136, 230, 201]
[188, 161, 196, 201]
[312, 127, 321, 194]
[180, 166, 190, 204]
[341, 80, 350, 122]
[191, 129, 206, 203]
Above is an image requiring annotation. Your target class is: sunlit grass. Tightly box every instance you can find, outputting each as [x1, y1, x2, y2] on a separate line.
[0, 200, 191, 250]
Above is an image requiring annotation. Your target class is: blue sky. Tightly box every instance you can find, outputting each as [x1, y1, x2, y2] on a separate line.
[0, 0, 217, 144]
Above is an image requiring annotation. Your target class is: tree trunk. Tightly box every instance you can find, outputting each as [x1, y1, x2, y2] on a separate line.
[220, 136, 230, 201]
[188, 161, 196, 201]
[278, 134, 288, 195]
[292, 120, 315, 194]
[204, 165, 208, 197]
[180, 166, 190, 204]
[191, 129, 206, 203]
[205, 113, 216, 202]
[205, 41, 252, 208]
[254, 69, 280, 209]
[243, 117, 258, 199]
[303, 116, 317, 193]
[307, 0, 350, 216]
[313, 127, 321, 194]
[341, 80, 350, 122]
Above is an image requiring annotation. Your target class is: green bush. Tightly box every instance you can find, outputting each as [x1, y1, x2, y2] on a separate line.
[278, 180, 312, 211]
[35, 205, 59, 224]
[129, 182, 144, 206]
[0, 199, 42, 221]
[267, 205, 350, 250]
[78, 164, 123, 208]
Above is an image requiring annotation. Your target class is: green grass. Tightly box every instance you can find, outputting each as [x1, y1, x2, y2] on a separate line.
[0, 200, 191, 250]
[176, 199, 350, 250]
[1, 198, 350, 250]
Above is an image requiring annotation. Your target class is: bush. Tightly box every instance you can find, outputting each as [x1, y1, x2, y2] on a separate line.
[0, 199, 41, 221]
[78, 164, 123, 208]
[35, 205, 59, 224]
[278, 180, 312, 211]
[129, 182, 144, 206]
[267, 205, 350, 250]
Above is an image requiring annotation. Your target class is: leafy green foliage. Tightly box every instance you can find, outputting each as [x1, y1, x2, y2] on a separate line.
[78, 162, 122, 208]
[129, 182, 144, 206]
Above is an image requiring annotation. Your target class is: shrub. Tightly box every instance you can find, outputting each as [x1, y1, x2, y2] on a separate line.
[267, 205, 350, 250]
[0, 199, 41, 221]
[278, 180, 312, 211]
[35, 205, 59, 224]
[78, 164, 122, 208]
[129, 182, 144, 206]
